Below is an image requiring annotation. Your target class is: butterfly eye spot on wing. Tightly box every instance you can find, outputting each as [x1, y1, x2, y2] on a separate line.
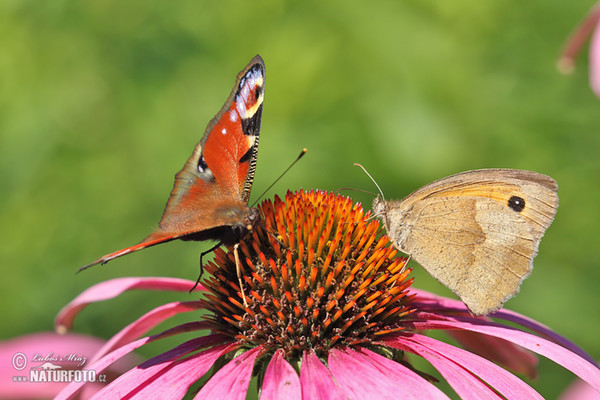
[196, 156, 216, 182]
[255, 86, 263, 101]
[197, 156, 209, 173]
[235, 67, 264, 121]
[508, 195, 526, 212]
[80, 56, 265, 274]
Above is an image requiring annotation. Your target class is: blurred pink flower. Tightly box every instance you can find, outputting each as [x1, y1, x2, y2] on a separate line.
[55, 190, 600, 399]
[0, 332, 138, 399]
[560, 375, 600, 400]
[559, 2, 600, 97]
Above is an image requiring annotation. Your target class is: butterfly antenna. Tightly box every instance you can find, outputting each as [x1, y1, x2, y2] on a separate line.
[354, 163, 385, 201]
[251, 148, 307, 207]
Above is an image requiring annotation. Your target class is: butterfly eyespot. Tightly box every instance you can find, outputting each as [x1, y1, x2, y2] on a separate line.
[196, 156, 215, 182]
[82, 56, 265, 283]
[508, 195, 526, 212]
[197, 156, 209, 173]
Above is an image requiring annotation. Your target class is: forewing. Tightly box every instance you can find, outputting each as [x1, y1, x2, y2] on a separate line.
[401, 169, 558, 237]
[157, 55, 265, 234]
[81, 56, 265, 270]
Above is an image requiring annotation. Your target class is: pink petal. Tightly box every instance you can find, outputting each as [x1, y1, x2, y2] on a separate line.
[410, 290, 539, 377]
[55, 336, 151, 400]
[483, 308, 594, 365]
[590, 11, 600, 96]
[557, 2, 600, 75]
[407, 317, 600, 392]
[0, 333, 108, 399]
[388, 334, 543, 399]
[57, 333, 228, 399]
[300, 350, 346, 400]
[409, 288, 470, 313]
[328, 347, 450, 399]
[560, 377, 600, 400]
[260, 349, 301, 400]
[387, 339, 502, 399]
[88, 301, 207, 364]
[55, 277, 201, 332]
[448, 329, 538, 379]
[194, 346, 264, 400]
[411, 288, 596, 365]
[97, 340, 235, 399]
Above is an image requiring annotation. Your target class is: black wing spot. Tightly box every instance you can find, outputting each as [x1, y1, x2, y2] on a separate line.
[197, 155, 209, 173]
[508, 195, 526, 212]
[255, 86, 263, 101]
[196, 155, 215, 182]
[241, 104, 263, 136]
[239, 146, 253, 164]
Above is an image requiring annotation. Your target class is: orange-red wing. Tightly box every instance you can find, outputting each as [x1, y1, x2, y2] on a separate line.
[81, 56, 265, 271]
[157, 55, 264, 234]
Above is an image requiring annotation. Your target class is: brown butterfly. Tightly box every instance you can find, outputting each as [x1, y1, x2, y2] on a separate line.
[364, 167, 558, 316]
[81, 56, 266, 294]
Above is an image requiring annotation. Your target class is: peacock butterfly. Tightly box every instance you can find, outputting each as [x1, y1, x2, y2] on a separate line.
[80, 55, 265, 273]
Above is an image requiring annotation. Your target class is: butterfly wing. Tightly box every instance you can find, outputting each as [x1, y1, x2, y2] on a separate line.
[81, 56, 265, 270]
[153, 55, 264, 237]
[401, 169, 558, 238]
[383, 169, 558, 315]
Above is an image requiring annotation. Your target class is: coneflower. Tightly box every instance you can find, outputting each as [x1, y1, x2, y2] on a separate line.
[55, 190, 600, 399]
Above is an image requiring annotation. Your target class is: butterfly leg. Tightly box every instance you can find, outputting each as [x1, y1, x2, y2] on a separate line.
[233, 243, 248, 307]
[264, 227, 286, 248]
[387, 254, 411, 289]
[190, 241, 223, 293]
[402, 254, 412, 273]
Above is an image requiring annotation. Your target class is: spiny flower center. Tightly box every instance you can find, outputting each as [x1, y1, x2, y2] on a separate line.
[201, 189, 415, 359]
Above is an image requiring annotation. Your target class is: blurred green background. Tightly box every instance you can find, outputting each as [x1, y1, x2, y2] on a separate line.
[2, 0, 599, 398]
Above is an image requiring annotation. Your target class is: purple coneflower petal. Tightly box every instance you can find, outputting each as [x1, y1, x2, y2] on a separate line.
[55, 336, 151, 400]
[492, 308, 596, 366]
[408, 317, 600, 391]
[589, 18, 600, 96]
[448, 328, 538, 379]
[56, 277, 200, 332]
[328, 346, 450, 399]
[300, 350, 346, 400]
[558, 2, 600, 97]
[411, 289, 538, 377]
[393, 334, 543, 399]
[195, 346, 264, 400]
[0, 333, 118, 399]
[390, 337, 505, 399]
[260, 349, 301, 400]
[560, 377, 600, 400]
[98, 340, 234, 399]
[58, 333, 229, 400]
[88, 301, 206, 364]
[412, 288, 596, 365]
